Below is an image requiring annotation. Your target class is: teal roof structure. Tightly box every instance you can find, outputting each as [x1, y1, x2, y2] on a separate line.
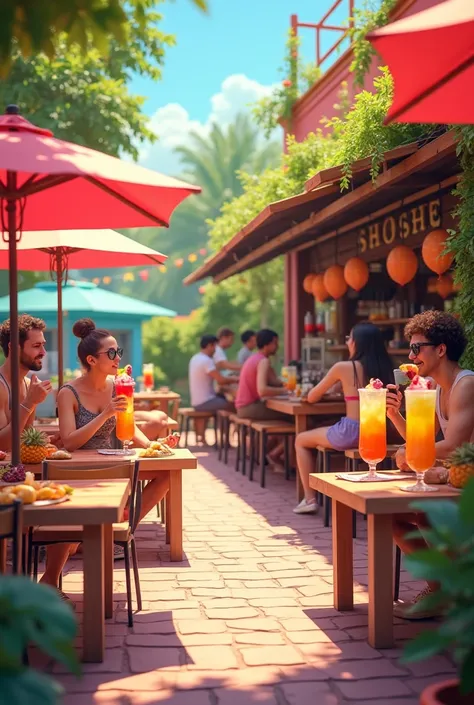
[0, 281, 176, 319]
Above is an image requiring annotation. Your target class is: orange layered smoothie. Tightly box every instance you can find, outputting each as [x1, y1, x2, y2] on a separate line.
[359, 388, 387, 465]
[115, 376, 135, 447]
[405, 389, 436, 472]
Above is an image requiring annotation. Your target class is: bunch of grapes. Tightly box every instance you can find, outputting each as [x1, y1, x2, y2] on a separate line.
[0, 464, 11, 479]
[3, 464, 26, 483]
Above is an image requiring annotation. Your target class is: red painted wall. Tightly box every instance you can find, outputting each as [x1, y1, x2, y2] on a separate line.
[287, 0, 446, 144]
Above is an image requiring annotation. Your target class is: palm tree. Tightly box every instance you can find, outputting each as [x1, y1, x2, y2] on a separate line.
[108, 113, 280, 314]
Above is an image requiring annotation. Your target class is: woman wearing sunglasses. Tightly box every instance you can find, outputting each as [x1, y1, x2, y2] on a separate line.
[58, 319, 169, 514]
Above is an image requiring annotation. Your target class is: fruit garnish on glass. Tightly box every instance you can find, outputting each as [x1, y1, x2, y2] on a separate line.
[115, 364, 136, 455]
[407, 374, 433, 390]
[394, 363, 419, 386]
[365, 378, 384, 389]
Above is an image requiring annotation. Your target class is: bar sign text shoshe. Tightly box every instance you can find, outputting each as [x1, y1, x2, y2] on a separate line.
[357, 198, 441, 253]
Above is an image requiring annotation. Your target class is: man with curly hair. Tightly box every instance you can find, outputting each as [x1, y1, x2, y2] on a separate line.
[386, 310, 474, 619]
[0, 314, 52, 449]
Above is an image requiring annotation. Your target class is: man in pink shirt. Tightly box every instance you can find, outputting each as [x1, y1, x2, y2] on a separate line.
[236, 329, 286, 419]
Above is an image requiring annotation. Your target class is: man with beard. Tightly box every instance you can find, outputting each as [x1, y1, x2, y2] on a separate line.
[386, 310, 474, 620]
[0, 315, 52, 447]
[0, 315, 73, 601]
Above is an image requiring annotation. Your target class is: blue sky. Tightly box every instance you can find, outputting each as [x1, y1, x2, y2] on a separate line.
[135, 0, 351, 174]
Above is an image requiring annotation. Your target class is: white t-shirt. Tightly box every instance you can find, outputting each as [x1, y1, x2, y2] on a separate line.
[189, 352, 216, 407]
[214, 345, 227, 365]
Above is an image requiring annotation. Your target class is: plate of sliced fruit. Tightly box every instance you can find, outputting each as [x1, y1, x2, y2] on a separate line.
[138, 437, 177, 459]
[0, 471, 73, 505]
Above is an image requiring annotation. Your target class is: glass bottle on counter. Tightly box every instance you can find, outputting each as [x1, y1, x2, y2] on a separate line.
[304, 311, 315, 337]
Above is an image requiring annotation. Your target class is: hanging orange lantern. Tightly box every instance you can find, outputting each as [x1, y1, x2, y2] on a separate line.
[198, 285, 206, 295]
[422, 229, 454, 275]
[386, 246, 418, 286]
[303, 273, 316, 294]
[311, 274, 328, 302]
[344, 257, 369, 291]
[435, 273, 454, 299]
[174, 258, 184, 268]
[323, 265, 347, 299]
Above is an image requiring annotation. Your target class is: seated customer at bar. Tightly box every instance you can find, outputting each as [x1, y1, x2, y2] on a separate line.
[386, 310, 474, 619]
[293, 323, 394, 514]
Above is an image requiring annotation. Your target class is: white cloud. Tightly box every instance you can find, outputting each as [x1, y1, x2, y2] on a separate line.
[139, 74, 278, 176]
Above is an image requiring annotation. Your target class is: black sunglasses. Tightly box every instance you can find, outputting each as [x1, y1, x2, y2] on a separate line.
[97, 347, 123, 360]
[409, 342, 437, 356]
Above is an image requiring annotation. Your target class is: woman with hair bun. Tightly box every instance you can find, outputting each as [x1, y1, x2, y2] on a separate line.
[53, 318, 169, 570]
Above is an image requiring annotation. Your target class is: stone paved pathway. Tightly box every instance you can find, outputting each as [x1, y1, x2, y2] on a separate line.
[49, 447, 456, 704]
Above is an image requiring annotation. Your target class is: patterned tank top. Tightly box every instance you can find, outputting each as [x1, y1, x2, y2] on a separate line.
[62, 383, 116, 450]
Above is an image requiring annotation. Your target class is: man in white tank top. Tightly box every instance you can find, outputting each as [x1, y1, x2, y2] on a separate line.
[386, 311, 474, 620]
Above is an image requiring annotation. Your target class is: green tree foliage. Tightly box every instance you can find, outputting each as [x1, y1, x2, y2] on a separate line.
[111, 114, 280, 315]
[0, 0, 207, 75]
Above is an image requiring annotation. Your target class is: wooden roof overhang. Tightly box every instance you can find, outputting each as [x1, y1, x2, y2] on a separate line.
[184, 131, 458, 285]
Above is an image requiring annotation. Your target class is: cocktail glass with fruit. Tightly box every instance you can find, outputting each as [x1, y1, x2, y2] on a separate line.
[393, 363, 418, 387]
[400, 376, 438, 493]
[115, 366, 136, 455]
[142, 363, 154, 392]
[358, 379, 387, 481]
[286, 366, 297, 394]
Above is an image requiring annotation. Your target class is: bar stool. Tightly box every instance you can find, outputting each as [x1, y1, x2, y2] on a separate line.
[250, 420, 295, 487]
[230, 415, 253, 475]
[216, 409, 233, 463]
[178, 408, 217, 446]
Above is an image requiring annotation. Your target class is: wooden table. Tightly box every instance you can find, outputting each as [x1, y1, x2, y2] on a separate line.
[134, 390, 181, 419]
[266, 397, 346, 500]
[23, 479, 130, 663]
[42, 448, 198, 561]
[309, 472, 460, 649]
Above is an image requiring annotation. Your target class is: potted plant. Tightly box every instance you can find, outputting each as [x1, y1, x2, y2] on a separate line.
[401, 477, 474, 704]
[0, 575, 80, 704]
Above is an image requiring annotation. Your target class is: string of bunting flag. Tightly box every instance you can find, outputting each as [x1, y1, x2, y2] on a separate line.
[81, 248, 209, 287]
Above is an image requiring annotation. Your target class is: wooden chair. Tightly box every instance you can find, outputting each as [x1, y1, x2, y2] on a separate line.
[0, 499, 23, 574]
[249, 420, 295, 487]
[178, 408, 217, 446]
[30, 459, 142, 627]
[216, 409, 233, 463]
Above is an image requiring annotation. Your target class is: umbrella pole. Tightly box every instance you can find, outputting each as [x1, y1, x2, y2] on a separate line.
[6, 172, 20, 465]
[56, 253, 64, 391]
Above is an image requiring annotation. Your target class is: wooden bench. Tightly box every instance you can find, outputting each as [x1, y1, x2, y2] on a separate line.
[178, 408, 217, 446]
[249, 420, 295, 487]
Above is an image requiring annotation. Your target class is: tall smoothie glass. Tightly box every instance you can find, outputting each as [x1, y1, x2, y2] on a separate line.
[115, 375, 136, 455]
[401, 388, 438, 493]
[358, 387, 387, 481]
[142, 363, 154, 392]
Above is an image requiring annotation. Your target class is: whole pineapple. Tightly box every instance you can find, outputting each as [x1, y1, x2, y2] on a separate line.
[20, 427, 49, 464]
[447, 443, 474, 489]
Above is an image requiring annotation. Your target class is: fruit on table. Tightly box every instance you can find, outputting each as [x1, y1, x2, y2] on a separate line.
[20, 427, 49, 464]
[10, 484, 36, 504]
[165, 433, 180, 449]
[447, 442, 474, 489]
[0, 492, 17, 504]
[2, 464, 26, 482]
[49, 450, 72, 460]
[0, 450, 6, 461]
[45, 443, 58, 458]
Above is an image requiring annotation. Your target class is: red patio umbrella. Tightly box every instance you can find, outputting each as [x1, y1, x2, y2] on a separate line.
[0, 228, 168, 389]
[367, 0, 474, 124]
[0, 105, 200, 464]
